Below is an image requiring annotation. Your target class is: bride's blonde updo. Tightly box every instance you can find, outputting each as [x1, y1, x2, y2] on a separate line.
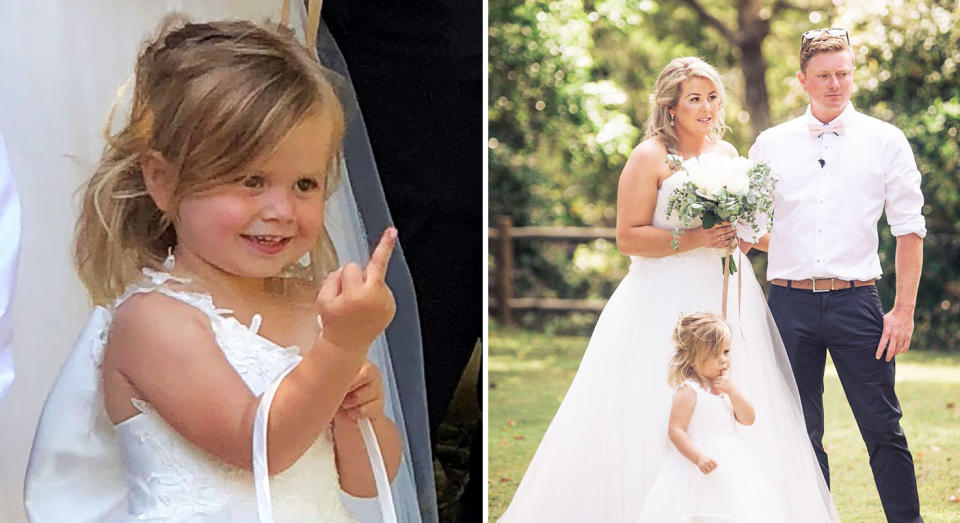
[643, 57, 728, 155]
[667, 312, 732, 388]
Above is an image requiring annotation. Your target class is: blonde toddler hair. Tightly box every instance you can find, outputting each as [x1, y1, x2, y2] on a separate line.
[74, 17, 345, 305]
[667, 312, 732, 388]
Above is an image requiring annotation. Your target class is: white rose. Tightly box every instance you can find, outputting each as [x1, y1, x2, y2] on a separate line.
[720, 156, 753, 194]
[684, 154, 724, 198]
[686, 153, 753, 196]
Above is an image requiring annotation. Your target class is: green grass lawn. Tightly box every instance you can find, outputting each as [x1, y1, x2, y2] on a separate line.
[489, 327, 960, 522]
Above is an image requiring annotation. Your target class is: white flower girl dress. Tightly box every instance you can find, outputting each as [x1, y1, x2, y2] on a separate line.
[639, 379, 787, 522]
[27, 266, 380, 522]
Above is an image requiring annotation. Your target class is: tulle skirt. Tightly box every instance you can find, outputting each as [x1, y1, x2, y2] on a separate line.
[638, 433, 787, 523]
[498, 247, 838, 522]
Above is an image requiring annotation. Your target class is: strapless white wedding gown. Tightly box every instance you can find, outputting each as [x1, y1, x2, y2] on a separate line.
[498, 172, 839, 522]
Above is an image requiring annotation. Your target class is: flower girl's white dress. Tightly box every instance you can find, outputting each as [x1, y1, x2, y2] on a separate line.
[639, 380, 786, 523]
[498, 172, 839, 522]
[25, 269, 383, 522]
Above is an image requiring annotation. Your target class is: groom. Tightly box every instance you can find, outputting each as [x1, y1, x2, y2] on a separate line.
[747, 29, 924, 522]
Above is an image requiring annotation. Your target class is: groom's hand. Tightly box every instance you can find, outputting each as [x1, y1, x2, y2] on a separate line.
[876, 306, 915, 362]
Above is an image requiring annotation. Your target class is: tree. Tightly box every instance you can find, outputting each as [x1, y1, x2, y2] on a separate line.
[489, 0, 960, 350]
[677, 0, 841, 138]
[489, 0, 640, 306]
[489, 0, 639, 229]
[838, 0, 960, 351]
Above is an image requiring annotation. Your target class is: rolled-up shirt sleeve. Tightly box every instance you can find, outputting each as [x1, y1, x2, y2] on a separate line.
[0, 129, 21, 399]
[883, 129, 926, 238]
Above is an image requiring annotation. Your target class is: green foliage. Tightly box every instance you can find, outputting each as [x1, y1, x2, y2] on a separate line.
[489, 0, 640, 228]
[490, 0, 960, 350]
[839, 0, 960, 351]
[489, 0, 640, 301]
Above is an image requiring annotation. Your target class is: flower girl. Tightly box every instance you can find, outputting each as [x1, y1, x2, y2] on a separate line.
[639, 312, 787, 522]
[26, 18, 405, 522]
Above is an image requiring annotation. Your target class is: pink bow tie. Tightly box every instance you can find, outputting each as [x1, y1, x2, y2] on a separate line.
[808, 120, 844, 138]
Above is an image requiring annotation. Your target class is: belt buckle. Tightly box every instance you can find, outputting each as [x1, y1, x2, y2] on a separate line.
[811, 277, 834, 293]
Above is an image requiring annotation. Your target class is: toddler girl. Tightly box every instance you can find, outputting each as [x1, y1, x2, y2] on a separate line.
[26, 18, 406, 522]
[639, 312, 787, 522]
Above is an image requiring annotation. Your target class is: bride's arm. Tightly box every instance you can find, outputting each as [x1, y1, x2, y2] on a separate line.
[615, 141, 733, 257]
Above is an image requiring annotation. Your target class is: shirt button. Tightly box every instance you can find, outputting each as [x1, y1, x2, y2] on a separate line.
[818, 199, 824, 203]
[816, 258, 822, 263]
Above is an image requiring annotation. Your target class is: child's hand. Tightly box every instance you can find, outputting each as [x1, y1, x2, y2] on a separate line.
[316, 228, 397, 353]
[696, 455, 718, 475]
[334, 360, 386, 424]
[710, 371, 736, 395]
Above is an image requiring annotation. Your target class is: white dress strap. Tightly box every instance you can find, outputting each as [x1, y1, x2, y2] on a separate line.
[253, 360, 299, 523]
[358, 417, 398, 523]
[252, 365, 399, 523]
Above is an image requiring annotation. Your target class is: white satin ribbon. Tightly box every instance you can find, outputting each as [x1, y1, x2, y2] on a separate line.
[359, 416, 399, 523]
[253, 364, 399, 522]
[252, 362, 298, 523]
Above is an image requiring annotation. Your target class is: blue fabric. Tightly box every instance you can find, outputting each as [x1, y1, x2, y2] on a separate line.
[769, 285, 922, 523]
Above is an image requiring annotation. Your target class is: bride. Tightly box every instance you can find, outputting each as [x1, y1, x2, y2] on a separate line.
[498, 57, 839, 522]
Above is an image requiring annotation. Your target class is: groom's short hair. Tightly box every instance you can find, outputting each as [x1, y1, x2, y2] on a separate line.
[800, 35, 853, 73]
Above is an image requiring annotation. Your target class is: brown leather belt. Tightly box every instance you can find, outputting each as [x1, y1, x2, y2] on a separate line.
[770, 278, 876, 292]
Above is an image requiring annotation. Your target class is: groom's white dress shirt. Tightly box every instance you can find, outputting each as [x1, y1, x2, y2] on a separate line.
[749, 103, 926, 282]
[0, 128, 21, 400]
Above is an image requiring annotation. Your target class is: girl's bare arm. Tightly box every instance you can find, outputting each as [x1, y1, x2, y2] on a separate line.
[666, 385, 717, 474]
[105, 230, 398, 475]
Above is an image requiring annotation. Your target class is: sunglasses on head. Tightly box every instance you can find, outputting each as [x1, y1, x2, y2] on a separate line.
[800, 28, 849, 50]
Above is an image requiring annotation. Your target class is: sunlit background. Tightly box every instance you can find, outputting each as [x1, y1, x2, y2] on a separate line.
[488, 1, 960, 520]
[489, 0, 959, 349]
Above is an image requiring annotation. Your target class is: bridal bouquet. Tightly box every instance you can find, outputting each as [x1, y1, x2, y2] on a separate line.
[664, 153, 777, 274]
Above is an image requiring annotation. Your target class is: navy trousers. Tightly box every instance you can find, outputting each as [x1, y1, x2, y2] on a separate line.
[769, 284, 922, 523]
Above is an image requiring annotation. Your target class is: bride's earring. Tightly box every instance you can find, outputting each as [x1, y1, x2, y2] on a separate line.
[669, 112, 675, 127]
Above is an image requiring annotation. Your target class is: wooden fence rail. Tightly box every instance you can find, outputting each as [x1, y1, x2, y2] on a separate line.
[489, 215, 617, 325]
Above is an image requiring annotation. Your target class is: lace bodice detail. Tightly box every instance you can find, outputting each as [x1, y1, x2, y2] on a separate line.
[682, 380, 738, 442]
[107, 269, 357, 522]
